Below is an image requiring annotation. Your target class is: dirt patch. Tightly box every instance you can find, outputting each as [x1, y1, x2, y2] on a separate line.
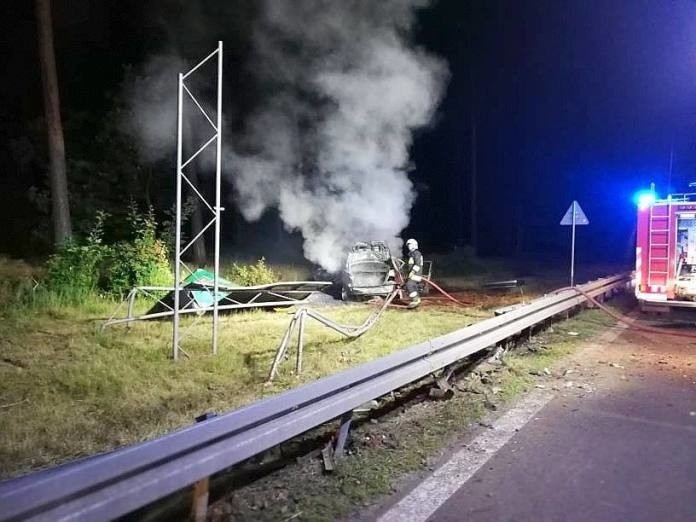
[421, 289, 524, 310]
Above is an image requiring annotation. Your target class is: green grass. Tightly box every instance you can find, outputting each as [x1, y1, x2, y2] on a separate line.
[0, 283, 484, 479]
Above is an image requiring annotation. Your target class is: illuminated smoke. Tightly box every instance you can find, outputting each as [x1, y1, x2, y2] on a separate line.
[122, 1, 448, 272]
[230, 0, 448, 271]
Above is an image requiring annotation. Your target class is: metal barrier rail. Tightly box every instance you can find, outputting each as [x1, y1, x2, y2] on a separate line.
[0, 274, 630, 522]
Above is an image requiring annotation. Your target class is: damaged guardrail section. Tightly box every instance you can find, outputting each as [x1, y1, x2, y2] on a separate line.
[0, 274, 630, 522]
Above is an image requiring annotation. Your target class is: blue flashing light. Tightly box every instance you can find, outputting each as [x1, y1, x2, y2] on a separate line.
[634, 190, 656, 210]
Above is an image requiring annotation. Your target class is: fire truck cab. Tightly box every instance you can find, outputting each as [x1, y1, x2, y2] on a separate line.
[636, 188, 696, 312]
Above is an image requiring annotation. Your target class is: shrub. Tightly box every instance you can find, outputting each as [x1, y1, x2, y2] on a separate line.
[44, 207, 172, 297]
[104, 205, 172, 295]
[46, 211, 110, 296]
[225, 258, 279, 286]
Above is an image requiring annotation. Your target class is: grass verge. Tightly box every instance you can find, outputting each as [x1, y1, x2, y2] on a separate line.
[0, 286, 486, 479]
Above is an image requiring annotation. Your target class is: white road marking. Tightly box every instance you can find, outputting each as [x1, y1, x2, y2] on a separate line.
[377, 389, 554, 522]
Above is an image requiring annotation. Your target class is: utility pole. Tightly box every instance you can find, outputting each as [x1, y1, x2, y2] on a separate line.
[35, 0, 72, 245]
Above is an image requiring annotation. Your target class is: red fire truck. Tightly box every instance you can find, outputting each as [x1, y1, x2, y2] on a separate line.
[635, 187, 696, 312]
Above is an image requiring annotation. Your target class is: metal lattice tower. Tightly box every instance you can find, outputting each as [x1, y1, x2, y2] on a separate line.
[173, 42, 223, 360]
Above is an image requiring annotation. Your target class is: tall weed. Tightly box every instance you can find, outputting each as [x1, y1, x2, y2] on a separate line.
[105, 203, 172, 295]
[225, 258, 279, 286]
[46, 211, 110, 297]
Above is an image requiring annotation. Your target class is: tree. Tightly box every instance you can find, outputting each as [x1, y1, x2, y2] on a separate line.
[35, 0, 72, 245]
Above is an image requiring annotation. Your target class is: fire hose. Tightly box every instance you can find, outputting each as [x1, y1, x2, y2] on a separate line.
[562, 285, 696, 339]
[422, 278, 471, 306]
[388, 257, 471, 308]
[268, 277, 696, 382]
[417, 278, 696, 339]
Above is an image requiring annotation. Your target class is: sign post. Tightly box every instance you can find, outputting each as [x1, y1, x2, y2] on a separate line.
[560, 200, 589, 286]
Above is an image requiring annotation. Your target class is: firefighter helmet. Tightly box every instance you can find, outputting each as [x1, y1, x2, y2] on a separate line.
[406, 238, 418, 251]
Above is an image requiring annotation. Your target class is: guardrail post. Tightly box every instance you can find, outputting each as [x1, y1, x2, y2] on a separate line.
[323, 410, 353, 472]
[430, 366, 455, 399]
[190, 477, 209, 522]
[334, 410, 353, 456]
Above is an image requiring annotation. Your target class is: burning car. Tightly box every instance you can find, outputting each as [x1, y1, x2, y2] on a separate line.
[340, 241, 431, 300]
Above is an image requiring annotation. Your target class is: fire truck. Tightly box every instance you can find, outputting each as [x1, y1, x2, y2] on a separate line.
[635, 186, 696, 312]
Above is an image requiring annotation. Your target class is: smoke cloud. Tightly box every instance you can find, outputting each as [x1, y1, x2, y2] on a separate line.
[121, 1, 448, 272]
[232, 0, 448, 271]
[121, 55, 187, 163]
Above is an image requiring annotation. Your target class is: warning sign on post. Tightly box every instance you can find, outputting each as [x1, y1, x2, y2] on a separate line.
[560, 201, 589, 226]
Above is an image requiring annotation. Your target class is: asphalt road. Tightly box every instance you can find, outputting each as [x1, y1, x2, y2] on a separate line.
[383, 316, 696, 522]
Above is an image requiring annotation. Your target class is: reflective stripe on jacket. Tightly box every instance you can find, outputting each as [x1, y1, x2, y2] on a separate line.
[407, 249, 423, 281]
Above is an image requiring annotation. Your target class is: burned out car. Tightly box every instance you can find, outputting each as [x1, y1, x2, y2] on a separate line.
[340, 241, 431, 300]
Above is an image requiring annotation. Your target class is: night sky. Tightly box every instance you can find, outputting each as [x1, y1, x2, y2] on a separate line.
[2, 0, 696, 264]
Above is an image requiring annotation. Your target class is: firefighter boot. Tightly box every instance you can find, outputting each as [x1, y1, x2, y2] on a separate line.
[407, 294, 421, 309]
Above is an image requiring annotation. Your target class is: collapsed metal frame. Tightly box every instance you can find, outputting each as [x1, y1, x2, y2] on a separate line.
[267, 291, 398, 382]
[173, 42, 223, 360]
[101, 284, 326, 328]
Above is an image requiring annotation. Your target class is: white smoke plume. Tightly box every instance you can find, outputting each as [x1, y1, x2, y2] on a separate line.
[121, 1, 448, 272]
[231, 0, 448, 271]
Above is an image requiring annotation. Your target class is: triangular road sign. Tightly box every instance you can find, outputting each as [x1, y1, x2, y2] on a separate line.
[560, 200, 589, 226]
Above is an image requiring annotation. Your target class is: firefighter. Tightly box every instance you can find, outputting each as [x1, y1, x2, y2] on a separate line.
[404, 238, 423, 309]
